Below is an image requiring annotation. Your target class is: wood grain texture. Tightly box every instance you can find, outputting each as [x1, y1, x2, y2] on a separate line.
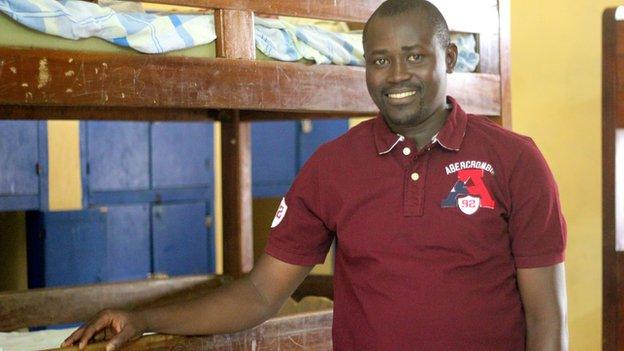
[48, 310, 333, 351]
[448, 73, 501, 116]
[497, 0, 512, 128]
[0, 47, 501, 118]
[602, 8, 618, 351]
[0, 47, 377, 115]
[0, 105, 217, 121]
[220, 110, 254, 276]
[216, 10, 255, 276]
[0, 275, 229, 331]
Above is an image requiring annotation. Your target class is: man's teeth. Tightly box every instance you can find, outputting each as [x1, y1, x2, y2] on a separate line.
[387, 91, 417, 99]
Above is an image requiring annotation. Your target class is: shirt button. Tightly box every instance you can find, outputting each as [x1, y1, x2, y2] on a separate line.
[411, 172, 420, 181]
[403, 147, 411, 156]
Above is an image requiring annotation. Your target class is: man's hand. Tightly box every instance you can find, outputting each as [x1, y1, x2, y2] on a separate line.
[59, 254, 312, 350]
[61, 309, 147, 351]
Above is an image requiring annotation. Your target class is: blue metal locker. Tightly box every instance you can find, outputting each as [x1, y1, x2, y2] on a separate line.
[39, 210, 107, 287]
[297, 119, 349, 169]
[105, 204, 151, 282]
[152, 202, 214, 276]
[86, 122, 150, 192]
[251, 121, 298, 197]
[0, 121, 46, 210]
[151, 122, 213, 189]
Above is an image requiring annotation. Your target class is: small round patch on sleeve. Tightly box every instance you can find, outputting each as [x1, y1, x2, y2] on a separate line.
[271, 197, 288, 228]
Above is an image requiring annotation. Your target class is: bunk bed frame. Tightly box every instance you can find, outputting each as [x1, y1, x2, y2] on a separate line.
[603, 7, 624, 351]
[0, 0, 511, 349]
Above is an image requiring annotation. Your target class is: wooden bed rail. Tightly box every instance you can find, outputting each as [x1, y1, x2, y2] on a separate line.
[0, 274, 333, 331]
[0, 275, 230, 331]
[0, 47, 500, 119]
[49, 310, 333, 351]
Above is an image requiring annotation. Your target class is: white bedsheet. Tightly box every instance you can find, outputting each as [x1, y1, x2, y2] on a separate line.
[0, 327, 76, 351]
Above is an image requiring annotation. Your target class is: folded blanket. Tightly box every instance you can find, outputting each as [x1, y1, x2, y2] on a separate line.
[0, 0, 477, 70]
[0, 0, 364, 65]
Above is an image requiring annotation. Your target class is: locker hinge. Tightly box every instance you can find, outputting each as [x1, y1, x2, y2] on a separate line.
[86, 162, 90, 175]
[35, 163, 42, 175]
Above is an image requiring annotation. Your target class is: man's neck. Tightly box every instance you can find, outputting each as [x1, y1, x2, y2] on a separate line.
[388, 104, 450, 150]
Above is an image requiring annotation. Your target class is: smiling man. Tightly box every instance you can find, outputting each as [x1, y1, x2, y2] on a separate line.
[63, 1, 568, 350]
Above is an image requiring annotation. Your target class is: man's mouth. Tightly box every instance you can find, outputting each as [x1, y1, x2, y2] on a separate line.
[386, 91, 417, 99]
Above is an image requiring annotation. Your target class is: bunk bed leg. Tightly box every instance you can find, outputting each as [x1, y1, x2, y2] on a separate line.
[220, 110, 254, 277]
[214, 9, 256, 277]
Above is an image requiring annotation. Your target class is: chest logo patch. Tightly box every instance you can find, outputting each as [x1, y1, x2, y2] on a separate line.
[271, 197, 288, 228]
[441, 161, 495, 215]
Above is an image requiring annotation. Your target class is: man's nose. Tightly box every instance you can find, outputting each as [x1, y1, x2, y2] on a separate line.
[388, 61, 411, 83]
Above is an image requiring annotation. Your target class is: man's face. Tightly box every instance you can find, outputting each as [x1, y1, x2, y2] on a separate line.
[364, 12, 454, 127]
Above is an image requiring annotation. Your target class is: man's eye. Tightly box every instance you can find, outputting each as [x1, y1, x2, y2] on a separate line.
[407, 54, 423, 62]
[374, 58, 389, 66]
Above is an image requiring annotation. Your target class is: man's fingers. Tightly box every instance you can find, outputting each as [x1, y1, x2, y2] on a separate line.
[105, 326, 135, 351]
[77, 314, 113, 349]
[61, 326, 85, 347]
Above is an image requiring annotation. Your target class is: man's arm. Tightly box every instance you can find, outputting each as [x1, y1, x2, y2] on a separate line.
[62, 253, 313, 350]
[517, 262, 568, 351]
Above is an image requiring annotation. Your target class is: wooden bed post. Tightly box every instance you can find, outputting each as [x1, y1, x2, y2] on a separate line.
[603, 8, 618, 351]
[498, 0, 512, 129]
[215, 9, 255, 276]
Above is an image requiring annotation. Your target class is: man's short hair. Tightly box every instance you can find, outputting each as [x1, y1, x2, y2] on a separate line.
[363, 0, 450, 48]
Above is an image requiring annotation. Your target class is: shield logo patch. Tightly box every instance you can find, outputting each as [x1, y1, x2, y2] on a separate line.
[457, 195, 480, 215]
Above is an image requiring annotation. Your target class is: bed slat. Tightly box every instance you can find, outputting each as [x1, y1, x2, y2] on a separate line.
[49, 310, 332, 351]
[0, 275, 228, 331]
[0, 48, 500, 118]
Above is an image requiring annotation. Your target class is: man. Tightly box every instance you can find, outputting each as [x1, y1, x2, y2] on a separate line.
[63, 1, 568, 350]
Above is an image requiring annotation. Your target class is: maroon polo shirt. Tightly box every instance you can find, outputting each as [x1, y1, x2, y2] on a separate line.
[265, 97, 566, 351]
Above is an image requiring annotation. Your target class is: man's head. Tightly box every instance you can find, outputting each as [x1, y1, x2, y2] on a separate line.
[363, 0, 457, 128]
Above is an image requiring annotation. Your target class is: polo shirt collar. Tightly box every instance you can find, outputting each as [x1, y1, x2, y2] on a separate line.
[373, 96, 467, 155]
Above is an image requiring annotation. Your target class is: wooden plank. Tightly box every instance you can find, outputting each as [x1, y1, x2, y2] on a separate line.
[128, 0, 498, 32]
[0, 275, 229, 331]
[240, 111, 376, 121]
[216, 10, 255, 276]
[0, 48, 500, 118]
[497, 0, 512, 128]
[50, 310, 333, 351]
[477, 33, 500, 75]
[0, 47, 377, 115]
[448, 73, 501, 116]
[0, 105, 217, 121]
[603, 8, 619, 351]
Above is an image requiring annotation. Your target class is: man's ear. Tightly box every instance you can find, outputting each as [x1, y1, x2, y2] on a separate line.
[445, 43, 459, 73]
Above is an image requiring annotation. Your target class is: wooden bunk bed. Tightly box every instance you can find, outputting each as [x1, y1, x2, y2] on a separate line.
[603, 7, 624, 351]
[0, 0, 511, 349]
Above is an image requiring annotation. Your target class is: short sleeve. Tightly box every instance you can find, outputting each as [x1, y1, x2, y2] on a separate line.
[264, 150, 334, 266]
[508, 139, 567, 268]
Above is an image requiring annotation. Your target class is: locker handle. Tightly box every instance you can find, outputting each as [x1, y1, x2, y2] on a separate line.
[301, 119, 313, 134]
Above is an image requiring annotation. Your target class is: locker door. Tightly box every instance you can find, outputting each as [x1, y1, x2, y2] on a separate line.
[0, 121, 40, 206]
[41, 210, 107, 287]
[105, 204, 151, 282]
[87, 122, 149, 192]
[151, 122, 213, 189]
[297, 119, 348, 169]
[252, 121, 297, 197]
[152, 202, 213, 276]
